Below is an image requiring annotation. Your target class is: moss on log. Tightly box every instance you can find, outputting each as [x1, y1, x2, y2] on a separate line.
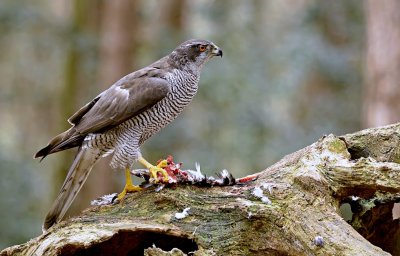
[3, 124, 400, 255]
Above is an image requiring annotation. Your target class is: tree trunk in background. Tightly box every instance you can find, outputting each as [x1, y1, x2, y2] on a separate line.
[56, 0, 104, 217]
[72, 0, 139, 212]
[363, 0, 400, 246]
[97, 0, 137, 87]
[56, 0, 87, 206]
[164, 0, 186, 32]
[363, 0, 400, 127]
[159, 0, 186, 44]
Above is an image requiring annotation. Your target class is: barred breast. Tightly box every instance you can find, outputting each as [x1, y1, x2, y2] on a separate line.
[96, 69, 201, 169]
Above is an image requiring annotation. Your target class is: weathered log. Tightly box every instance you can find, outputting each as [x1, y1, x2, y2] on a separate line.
[3, 123, 400, 256]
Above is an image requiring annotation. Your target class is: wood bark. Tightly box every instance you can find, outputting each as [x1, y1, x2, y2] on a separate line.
[3, 124, 400, 255]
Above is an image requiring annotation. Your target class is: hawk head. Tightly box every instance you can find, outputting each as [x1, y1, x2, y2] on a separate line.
[170, 39, 223, 71]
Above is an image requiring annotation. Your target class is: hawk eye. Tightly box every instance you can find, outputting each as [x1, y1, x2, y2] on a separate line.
[199, 45, 207, 52]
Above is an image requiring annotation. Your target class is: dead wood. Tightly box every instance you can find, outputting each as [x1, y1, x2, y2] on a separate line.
[3, 123, 400, 255]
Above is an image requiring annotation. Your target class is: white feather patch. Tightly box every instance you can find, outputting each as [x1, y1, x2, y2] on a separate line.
[91, 193, 118, 206]
[115, 86, 129, 100]
[175, 207, 190, 219]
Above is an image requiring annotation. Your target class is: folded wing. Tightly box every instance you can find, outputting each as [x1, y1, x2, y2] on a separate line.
[35, 68, 170, 159]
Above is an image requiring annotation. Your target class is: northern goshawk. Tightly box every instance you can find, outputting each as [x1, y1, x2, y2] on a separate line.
[35, 39, 222, 231]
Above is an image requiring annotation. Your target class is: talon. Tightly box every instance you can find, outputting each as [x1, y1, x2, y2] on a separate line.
[157, 160, 168, 168]
[117, 184, 141, 201]
[117, 167, 141, 202]
[139, 157, 169, 183]
[149, 165, 169, 183]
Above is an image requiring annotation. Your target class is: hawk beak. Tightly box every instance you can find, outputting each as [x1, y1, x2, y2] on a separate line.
[211, 46, 223, 57]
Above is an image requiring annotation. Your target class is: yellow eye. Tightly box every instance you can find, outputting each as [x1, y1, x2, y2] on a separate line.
[199, 45, 206, 52]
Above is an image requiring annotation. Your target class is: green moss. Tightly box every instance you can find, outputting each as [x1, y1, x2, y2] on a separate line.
[246, 204, 260, 213]
[392, 147, 400, 163]
[328, 138, 347, 154]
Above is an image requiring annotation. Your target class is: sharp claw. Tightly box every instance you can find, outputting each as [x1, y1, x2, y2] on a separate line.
[149, 164, 169, 183]
[139, 157, 170, 183]
[157, 160, 168, 168]
[116, 191, 127, 202]
[116, 184, 142, 201]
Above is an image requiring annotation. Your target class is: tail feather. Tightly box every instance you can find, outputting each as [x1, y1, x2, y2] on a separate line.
[34, 130, 70, 159]
[43, 146, 101, 231]
[34, 128, 83, 159]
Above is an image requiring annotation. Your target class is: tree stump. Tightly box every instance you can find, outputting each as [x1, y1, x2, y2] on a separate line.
[3, 123, 400, 255]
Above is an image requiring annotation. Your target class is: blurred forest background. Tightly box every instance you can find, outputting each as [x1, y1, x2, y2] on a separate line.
[1, 0, 400, 250]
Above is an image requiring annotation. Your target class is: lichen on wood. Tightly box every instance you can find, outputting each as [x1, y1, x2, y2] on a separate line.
[3, 124, 400, 255]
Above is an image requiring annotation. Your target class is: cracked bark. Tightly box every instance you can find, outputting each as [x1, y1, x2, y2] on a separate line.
[3, 123, 400, 256]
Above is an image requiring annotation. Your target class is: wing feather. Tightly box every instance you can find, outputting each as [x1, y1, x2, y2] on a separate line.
[35, 67, 170, 158]
[75, 76, 169, 134]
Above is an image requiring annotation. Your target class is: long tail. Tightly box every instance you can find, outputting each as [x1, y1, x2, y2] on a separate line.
[43, 146, 100, 231]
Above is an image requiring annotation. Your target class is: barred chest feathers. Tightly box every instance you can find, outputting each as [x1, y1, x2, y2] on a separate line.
[136, 69, 200, 141]
[111, 68, 200, 147]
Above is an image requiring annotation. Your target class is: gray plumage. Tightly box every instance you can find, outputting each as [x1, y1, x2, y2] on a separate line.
[35, 39, 222, 231]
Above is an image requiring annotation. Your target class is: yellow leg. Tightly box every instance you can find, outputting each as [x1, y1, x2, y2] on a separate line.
[117, 167, 142, 201]
[138, 157, 169, 182]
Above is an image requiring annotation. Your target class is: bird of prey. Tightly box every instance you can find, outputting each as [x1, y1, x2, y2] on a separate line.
[35, 39, 223, 231]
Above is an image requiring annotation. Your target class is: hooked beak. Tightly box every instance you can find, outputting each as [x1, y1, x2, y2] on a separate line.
[211, 46, 223, 57]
